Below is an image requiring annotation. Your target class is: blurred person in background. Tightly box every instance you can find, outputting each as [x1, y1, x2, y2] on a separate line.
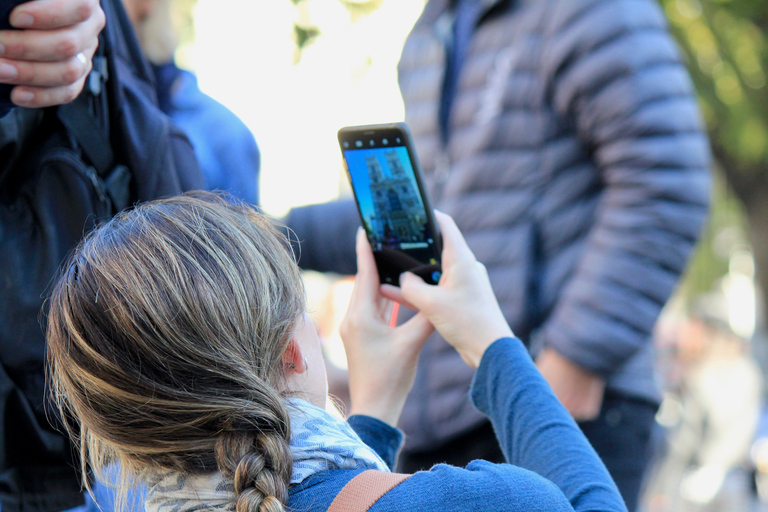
[0, 1, 105, 510]
[643, 296, 762, 512]
[123, 0, 261, 204]
[1, 0, 205, 510]
[287, 0, 711, 510]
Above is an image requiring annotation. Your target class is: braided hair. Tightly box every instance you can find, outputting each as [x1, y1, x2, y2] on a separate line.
[47, 192, 305, 512]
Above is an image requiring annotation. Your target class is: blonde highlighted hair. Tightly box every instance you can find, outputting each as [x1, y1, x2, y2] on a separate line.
[47, 192, 305, 512]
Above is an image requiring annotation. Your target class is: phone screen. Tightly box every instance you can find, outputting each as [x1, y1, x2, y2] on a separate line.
[340, 124, 441, 285]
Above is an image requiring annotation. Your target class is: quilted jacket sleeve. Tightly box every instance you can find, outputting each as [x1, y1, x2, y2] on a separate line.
[539, 0, 711, 375]
[284, 199, 360, 275]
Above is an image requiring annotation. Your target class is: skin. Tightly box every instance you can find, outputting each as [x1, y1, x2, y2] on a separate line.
[120, 0, 159, 26]
[0, 0, 105, 108]
[285, 212, 516, 428]
[282, 313, 330, 411]
[535, 349, 605, 421]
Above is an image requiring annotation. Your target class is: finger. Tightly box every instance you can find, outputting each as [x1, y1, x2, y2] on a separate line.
[10, 0, 100, 30]
[396, 313, 434, 349]
[10, 73, 86, 107]
[350, 228, 384, 307]
[0, 50, 91, 87]
[380, 284, 420, 311]
[434, 211, 476, 265]
[399, 272, 436, 313]
[0, 8, 104, 62]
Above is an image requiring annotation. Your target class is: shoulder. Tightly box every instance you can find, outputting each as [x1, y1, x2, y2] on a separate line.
[372, 462, 573, 512]
[542, 0, 668, 36]
[540, 0, 676, 72]
[290, 463, 573, 512]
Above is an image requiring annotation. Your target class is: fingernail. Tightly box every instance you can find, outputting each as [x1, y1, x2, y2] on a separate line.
[11, 13, 34, 28]
[0, 43, 5, 57]
[13, 90, 34, 105]
[0, 63, 17, 80]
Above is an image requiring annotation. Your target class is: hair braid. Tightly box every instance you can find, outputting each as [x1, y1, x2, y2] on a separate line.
[215, 392, 293, 512]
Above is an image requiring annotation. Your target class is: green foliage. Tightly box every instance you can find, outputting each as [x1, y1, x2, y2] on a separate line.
[288, 0, 385, 56]
[174, 0, 198, 48]
[679, 171, 749, 301]
[660, 0, 768, 324]
[661, 0, 768, 169]
[293, 24, 321, 51]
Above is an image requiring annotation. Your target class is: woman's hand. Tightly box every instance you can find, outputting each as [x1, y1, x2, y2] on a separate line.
[340, 229, 434, 426]
[0, 0, 105, 107]
[382, 212, 513, 369]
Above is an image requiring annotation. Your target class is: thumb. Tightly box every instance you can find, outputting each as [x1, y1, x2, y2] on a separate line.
[399, 272, 437, 313]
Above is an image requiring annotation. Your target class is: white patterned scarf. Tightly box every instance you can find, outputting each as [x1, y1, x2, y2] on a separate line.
[145, 398, 389, 512]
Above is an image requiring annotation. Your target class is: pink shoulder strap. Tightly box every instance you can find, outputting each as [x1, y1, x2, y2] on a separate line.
[326, 470, 411, 512]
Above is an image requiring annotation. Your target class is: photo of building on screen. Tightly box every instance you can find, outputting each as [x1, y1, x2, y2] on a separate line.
[363, 149, 429, 251]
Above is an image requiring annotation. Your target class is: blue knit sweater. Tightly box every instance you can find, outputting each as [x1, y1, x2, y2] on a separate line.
[288, 337, 627, 511]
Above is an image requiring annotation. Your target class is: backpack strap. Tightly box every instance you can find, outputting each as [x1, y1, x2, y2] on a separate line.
[326, 470, 411, 512]
[57, 33, 112, 178]
[57, 31, 132, 212]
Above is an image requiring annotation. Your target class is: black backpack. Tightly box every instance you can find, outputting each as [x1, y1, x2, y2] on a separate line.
[0, 1, 204, 510]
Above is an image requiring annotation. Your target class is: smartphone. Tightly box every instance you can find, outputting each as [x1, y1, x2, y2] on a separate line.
[338, 122, 442, 286]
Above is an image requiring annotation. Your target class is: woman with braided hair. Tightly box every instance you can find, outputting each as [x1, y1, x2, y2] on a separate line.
[46, 191, 626, 512]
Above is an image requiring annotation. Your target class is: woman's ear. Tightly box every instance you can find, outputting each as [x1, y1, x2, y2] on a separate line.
[282, 339, 307, 374]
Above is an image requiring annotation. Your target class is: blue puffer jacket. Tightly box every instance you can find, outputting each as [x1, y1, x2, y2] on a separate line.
[287, 0, 711, 450]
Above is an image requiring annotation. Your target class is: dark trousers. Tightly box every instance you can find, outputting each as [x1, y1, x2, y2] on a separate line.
[577, 391, 658, 512]
[396, 391, 657, 512]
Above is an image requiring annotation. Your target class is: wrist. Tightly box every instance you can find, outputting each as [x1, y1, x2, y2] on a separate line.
[349, 405, 403, 428]
[349, 391, 406, 427]
[460, 328, 514, 369]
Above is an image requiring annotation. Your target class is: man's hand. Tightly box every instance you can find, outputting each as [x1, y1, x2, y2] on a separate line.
[536, 347, 606, 421]
[0, 0, 105, 108]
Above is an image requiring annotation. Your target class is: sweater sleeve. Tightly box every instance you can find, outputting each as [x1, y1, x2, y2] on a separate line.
[284, 199, 360, 275]
[468, 337, 627, 512]
[347, 415, 404, 470]
[538, 0, 711, 375]
[364, 337, 627, 512]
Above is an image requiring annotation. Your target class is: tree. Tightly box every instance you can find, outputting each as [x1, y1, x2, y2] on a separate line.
[660, 0, 768, 327]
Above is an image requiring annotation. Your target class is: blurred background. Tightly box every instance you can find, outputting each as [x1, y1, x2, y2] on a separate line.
[165, 0, 767, 509]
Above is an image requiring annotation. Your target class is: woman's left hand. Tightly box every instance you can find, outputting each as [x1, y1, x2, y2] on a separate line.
[339, 228, 434, 426]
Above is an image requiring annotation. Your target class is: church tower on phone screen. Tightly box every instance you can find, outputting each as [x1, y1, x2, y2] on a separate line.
[366, 150, 426, 245]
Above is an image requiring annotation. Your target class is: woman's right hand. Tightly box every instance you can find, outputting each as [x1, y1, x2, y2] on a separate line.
[382, 212, 514, 369]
